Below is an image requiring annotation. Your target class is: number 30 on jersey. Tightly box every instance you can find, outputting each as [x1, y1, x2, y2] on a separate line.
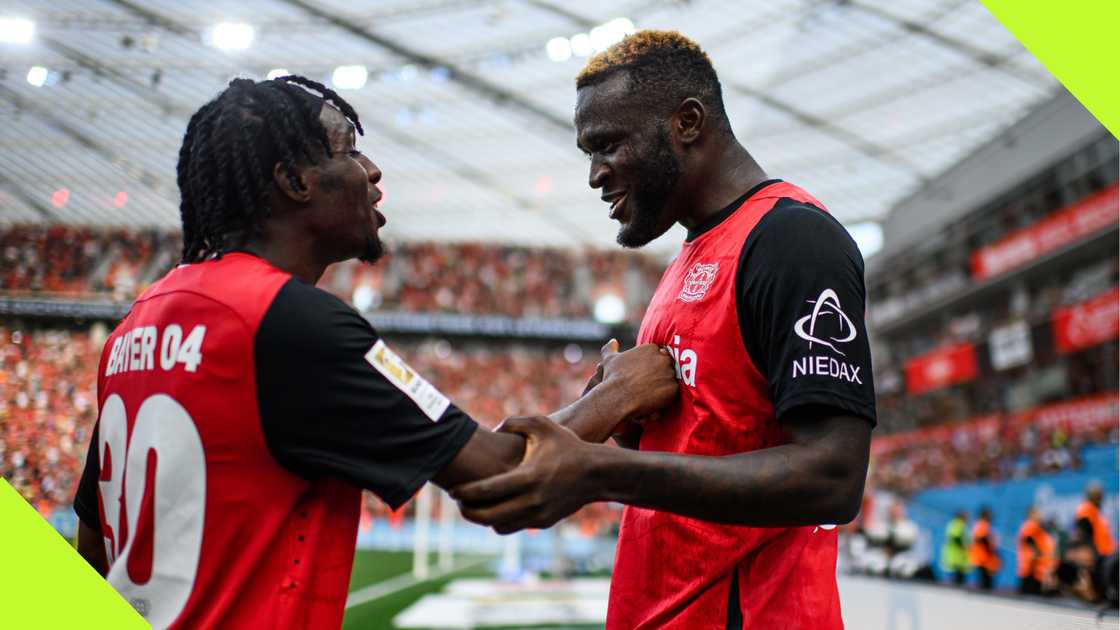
[98, 393, 206, 628]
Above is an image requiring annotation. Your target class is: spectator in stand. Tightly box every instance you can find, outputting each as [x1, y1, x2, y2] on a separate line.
[1017, 507, 1057, 596]
[969, 506, 1000, 590]
[941, 510, 970, 585]
[1074, 482, 1117, 559]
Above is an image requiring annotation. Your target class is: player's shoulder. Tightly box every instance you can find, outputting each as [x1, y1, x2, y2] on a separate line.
[258, 275, 375, 348]
[747, 199, 862, 265]
[268, 275, 365, 324]
[139, 253, 293, 319]
[755, 198, 845, 237]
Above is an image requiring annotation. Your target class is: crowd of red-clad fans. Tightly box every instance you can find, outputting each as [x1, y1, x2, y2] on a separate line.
[0, 224, 665, 322]
[0, 327, 98, 516]
[1, 224, 178, 300]
[871, 392, 1119, 496]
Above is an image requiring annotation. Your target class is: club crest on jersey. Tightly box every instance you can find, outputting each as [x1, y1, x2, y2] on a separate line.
[678, 262, 720, 303]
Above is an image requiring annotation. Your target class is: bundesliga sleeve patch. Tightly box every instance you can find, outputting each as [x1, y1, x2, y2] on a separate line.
[364, 340, 451, 421]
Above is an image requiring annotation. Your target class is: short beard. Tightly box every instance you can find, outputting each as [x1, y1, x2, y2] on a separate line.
[616, 128, 681, 249]
[358, 235, 384, 265]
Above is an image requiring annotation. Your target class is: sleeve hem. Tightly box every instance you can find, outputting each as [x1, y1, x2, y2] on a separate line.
[379, 417, 479, 511]
[774, 391, 877, 426]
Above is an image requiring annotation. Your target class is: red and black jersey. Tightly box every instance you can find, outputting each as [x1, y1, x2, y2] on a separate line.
[73, 253, 476, 629]
[608, 180, 876, 629]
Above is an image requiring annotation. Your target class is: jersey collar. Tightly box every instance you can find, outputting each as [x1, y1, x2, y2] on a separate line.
[685, 179, 782, 242]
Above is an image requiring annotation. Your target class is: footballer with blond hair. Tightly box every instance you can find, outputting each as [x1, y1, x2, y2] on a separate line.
[455, 31, 877, 629]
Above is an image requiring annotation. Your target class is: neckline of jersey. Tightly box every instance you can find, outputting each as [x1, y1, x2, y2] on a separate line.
[684, 179, 782, 243]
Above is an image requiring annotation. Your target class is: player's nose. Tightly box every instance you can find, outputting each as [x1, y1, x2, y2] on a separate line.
[588, 157, 608, 190]
[358, 154, 382, 185]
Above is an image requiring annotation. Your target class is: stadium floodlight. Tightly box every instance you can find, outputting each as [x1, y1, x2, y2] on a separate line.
[546, 37, 572, 62]
[352, 285, 379, 313]
[332, 65, 368, 90]
[593, 293, 626, 324]
[0, 17, 34, 44]
[563, 343, 584, 364]
[26, 66, 48, 87]
[847, 221, 884, 258]
[266, 68, 290, 80]
[589, 18, 634, 52]
[208, 22, 254, 51]
[569, 33, 593, 58]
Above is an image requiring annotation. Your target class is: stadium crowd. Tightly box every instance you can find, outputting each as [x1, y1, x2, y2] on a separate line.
[1, 224, 176, 299]
[0, 224, 664, 322]
[0, 326, 97, 516]
[871, 393, 1119, 496]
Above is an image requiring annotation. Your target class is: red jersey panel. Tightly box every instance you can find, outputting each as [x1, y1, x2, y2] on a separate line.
[608, 182, 845, 629]
[93, 254, 360, 629]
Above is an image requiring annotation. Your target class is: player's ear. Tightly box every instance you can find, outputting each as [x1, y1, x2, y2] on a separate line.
[674, 98, 706, 146]
[272, 161, 313, 203]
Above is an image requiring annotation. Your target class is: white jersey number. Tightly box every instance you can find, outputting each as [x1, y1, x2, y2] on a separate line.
[97, 394, 206, 628]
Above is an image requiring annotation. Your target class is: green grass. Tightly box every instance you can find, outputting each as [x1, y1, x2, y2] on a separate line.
[343, 550, 494, 630]
[342, 550, 605, 630]
[348, 550, 424, 591]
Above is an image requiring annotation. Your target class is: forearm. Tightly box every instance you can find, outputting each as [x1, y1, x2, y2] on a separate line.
[77, 519, 108, 576]
[591, 442, 863, 526]
[433, 428, 525, 489]
[549, 382, 638, 444]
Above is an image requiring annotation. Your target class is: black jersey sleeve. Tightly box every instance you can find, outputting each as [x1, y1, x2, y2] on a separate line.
[254, 278, 478, 509]
[73, 422, 100, 527]
[735, 200, 877, 424]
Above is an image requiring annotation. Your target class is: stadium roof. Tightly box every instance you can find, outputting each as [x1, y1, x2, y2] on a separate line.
[0, 0, 1059, 253]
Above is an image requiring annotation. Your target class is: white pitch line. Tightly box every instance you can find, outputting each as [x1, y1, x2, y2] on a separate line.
[345, 558, 491, 609]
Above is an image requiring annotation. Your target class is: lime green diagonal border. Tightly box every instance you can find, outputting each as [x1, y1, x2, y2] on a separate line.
[982, 0, 1119, 139]
[0, 479, 147, 628]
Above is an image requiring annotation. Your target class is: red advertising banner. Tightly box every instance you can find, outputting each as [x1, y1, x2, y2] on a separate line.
[871, 392, 1119, 457]
[904, 342, 978, 395]
[1053, 286, 1120, 354]
[1021, 391, 1120, 433]
[971, 183, 1119, 280]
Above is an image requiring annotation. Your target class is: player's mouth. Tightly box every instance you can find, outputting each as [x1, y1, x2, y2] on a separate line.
[369, 196, 386, 228]
[602, 191, 628, 221]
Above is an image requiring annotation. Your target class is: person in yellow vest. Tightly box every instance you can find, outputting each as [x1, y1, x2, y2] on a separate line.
[1075, 483, 1116, 558]
[1017, 507, 1056, 596]
[941, 510, 970, 585]
[969, 506, 1000, 590]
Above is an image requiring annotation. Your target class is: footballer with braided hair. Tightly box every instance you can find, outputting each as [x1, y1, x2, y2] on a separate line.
[455, 31, 877, 629]
[72, 75, 678, 629]
[175, 75, 369, 263]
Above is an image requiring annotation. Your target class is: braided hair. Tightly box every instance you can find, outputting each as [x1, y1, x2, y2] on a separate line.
[176, 75, 364, 263]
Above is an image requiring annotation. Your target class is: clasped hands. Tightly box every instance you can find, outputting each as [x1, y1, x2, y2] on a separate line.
[451, 340, 678, 534]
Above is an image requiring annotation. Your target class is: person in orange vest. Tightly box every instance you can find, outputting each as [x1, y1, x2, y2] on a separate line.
[969, 506, 1000, 590]
[1075, 483, 1116, 558]
[1017, 506, 1057, 596]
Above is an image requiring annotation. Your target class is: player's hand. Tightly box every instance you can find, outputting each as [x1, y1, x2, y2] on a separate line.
[579, 339, 613, 396]
[599, 341, 678, 421]
[452, 415, 596, 534]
